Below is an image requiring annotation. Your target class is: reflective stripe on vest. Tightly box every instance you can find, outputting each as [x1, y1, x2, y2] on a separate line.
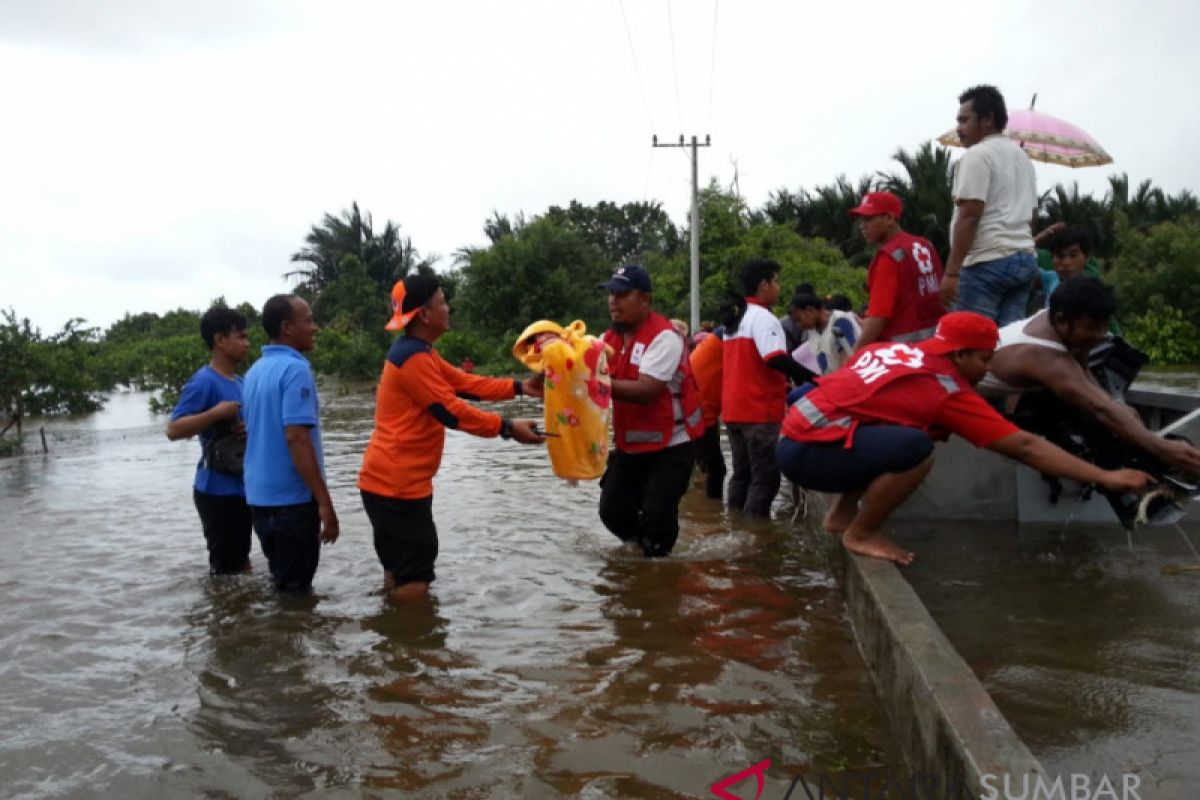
[791, 395, 853, 430]
[626, 430, 665, 443]
[935, 374, 960, 394]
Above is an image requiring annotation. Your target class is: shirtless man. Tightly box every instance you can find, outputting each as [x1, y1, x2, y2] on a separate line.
[979, 275, 1200, 478]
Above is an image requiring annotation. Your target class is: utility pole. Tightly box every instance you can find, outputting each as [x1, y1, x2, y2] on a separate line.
[652, 134, 710, 336]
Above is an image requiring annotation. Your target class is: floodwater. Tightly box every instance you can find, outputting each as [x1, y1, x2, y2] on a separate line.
[898, 368, 1200, 794]
[0, 390, 897, 799]
[898, 519, 1200, 795]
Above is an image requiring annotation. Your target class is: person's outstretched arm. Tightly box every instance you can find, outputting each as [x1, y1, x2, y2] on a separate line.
[767, 354, 814, 385]
[988, 430, 1153, 495]
[1017, 348, 1200, 474]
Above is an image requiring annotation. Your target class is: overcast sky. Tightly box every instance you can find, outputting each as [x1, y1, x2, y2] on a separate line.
[2, 0, 1197, 334]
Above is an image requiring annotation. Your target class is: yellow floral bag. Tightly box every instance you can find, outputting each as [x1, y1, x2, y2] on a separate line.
[513, 320, 612, 481]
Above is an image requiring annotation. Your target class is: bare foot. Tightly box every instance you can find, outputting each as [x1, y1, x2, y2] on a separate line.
[387, 581, 431, 604]
[842, 530, 914, 565]
[823, 495, 858, 534]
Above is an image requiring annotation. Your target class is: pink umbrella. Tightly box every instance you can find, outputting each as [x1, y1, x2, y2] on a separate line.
[937, 95, 1112, 168]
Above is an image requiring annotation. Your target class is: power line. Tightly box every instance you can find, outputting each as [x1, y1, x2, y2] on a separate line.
[666, 0, 684, 133]
[707, 0, 719, 133]
[615, 0, 656, 133]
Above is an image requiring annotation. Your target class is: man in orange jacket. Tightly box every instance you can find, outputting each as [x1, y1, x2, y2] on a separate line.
[358, 274, 545, 602]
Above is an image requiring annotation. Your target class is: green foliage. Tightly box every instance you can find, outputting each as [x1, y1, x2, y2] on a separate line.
[1124, 305, 1200, 365]
[543, 199, 682, 265]
[453, 215, 610, 341]
[307, 328, 388, 381]
[651, 185, 863, 321]
[0, 310, 107, 419]
[0, 435, 20, 456]
[1107, 215, 1200, 331]
[435, 328, 489, 366]
[312, 254, 390, 331]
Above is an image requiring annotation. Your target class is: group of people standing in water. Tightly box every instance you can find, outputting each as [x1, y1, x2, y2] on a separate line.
[168, 82, 1200, 596]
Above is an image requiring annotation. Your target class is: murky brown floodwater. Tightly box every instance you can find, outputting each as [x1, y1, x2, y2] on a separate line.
[898, 519, 1200, 795]
[0, 390, 898, 798]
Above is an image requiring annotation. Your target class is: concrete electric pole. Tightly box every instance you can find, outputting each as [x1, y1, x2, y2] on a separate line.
[652, 134, 710, 336]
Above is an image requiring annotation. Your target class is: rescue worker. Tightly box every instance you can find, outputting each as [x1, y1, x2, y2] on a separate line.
[850, 191, 945, 350]
[357, 274, 545, 602]
[776, 311, 1154, 565]
[599, 264, 704, 556]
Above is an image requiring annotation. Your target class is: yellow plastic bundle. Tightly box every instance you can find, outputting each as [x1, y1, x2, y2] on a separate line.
[513, 320, 612, 481]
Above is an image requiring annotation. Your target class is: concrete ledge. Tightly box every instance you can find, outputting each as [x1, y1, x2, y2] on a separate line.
[836, 545, 1045, 796]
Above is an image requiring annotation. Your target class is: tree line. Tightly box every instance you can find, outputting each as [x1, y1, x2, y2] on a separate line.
[4, 144, 1200, 452]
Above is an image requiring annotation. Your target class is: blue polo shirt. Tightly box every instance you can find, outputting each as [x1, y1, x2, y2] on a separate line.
[243, 344, 325, 507]
[171, 365, 245, 497]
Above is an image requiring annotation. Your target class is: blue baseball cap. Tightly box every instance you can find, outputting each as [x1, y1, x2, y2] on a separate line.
[600, 264, 652, 293]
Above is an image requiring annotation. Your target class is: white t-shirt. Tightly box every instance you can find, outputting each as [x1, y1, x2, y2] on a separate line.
[634, 328, 690, 446]
[951, 133, 1038, 266]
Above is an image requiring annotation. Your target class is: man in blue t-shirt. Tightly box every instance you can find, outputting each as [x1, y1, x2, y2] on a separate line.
[167, 306, 252, 575]
[242, 294, 339, 593]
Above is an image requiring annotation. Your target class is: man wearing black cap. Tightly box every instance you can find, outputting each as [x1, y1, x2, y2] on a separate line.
[357, 274, 546, 602]
[599, 264, 705, 557]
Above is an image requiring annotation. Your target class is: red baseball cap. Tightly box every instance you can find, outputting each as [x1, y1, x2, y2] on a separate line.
[848, 191, 903, 218]
[918, 312, 999, 356]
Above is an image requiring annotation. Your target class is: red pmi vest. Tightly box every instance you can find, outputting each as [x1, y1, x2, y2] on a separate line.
[603, 312, 704, 453]
[873, 231, 945, 342]
[781, 342, 971, 446]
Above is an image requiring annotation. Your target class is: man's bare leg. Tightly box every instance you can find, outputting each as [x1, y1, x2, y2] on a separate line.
[823, 491, 864, 534]
[384, 568, 430, 603]
[388, 581, 430, 603]
[841, 456, 934, 566]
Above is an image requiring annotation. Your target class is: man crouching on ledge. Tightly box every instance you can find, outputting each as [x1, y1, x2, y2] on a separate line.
[776, 311, 1154, 565]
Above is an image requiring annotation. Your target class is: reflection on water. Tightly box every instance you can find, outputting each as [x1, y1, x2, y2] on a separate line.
[897, 520, 1200, 792]
[0, 391, 897, 797]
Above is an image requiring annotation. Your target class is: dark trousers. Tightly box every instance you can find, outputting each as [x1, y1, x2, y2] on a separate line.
[694, 423, 727, 500]
[726, 422, 781, 516]
[360, 491, 438, 586]
[598, 442, 695, 557]
[250, 501, 320, 593]
[777, 426, 934, 493]
[193, 489, 252, 575]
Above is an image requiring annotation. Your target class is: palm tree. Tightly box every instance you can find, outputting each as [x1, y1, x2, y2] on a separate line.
[286, 203, 436, 297]
[765, 176, 874, 263]
[1039, 181, 1111, 256]
[877, 143, 955, 257]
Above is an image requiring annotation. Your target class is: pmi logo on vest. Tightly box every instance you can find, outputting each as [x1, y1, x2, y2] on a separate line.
[708, 759, 1146, 800]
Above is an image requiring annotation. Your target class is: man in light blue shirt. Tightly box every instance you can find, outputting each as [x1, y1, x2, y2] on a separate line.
[243, 294, 339, 592]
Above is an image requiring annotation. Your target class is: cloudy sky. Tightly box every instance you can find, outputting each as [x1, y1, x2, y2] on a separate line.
[2, 0, 1197, 333]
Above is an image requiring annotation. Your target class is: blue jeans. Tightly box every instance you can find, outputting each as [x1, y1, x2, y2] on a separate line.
[251, 501, 320, 593]
[957, 251, 1038, 325]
